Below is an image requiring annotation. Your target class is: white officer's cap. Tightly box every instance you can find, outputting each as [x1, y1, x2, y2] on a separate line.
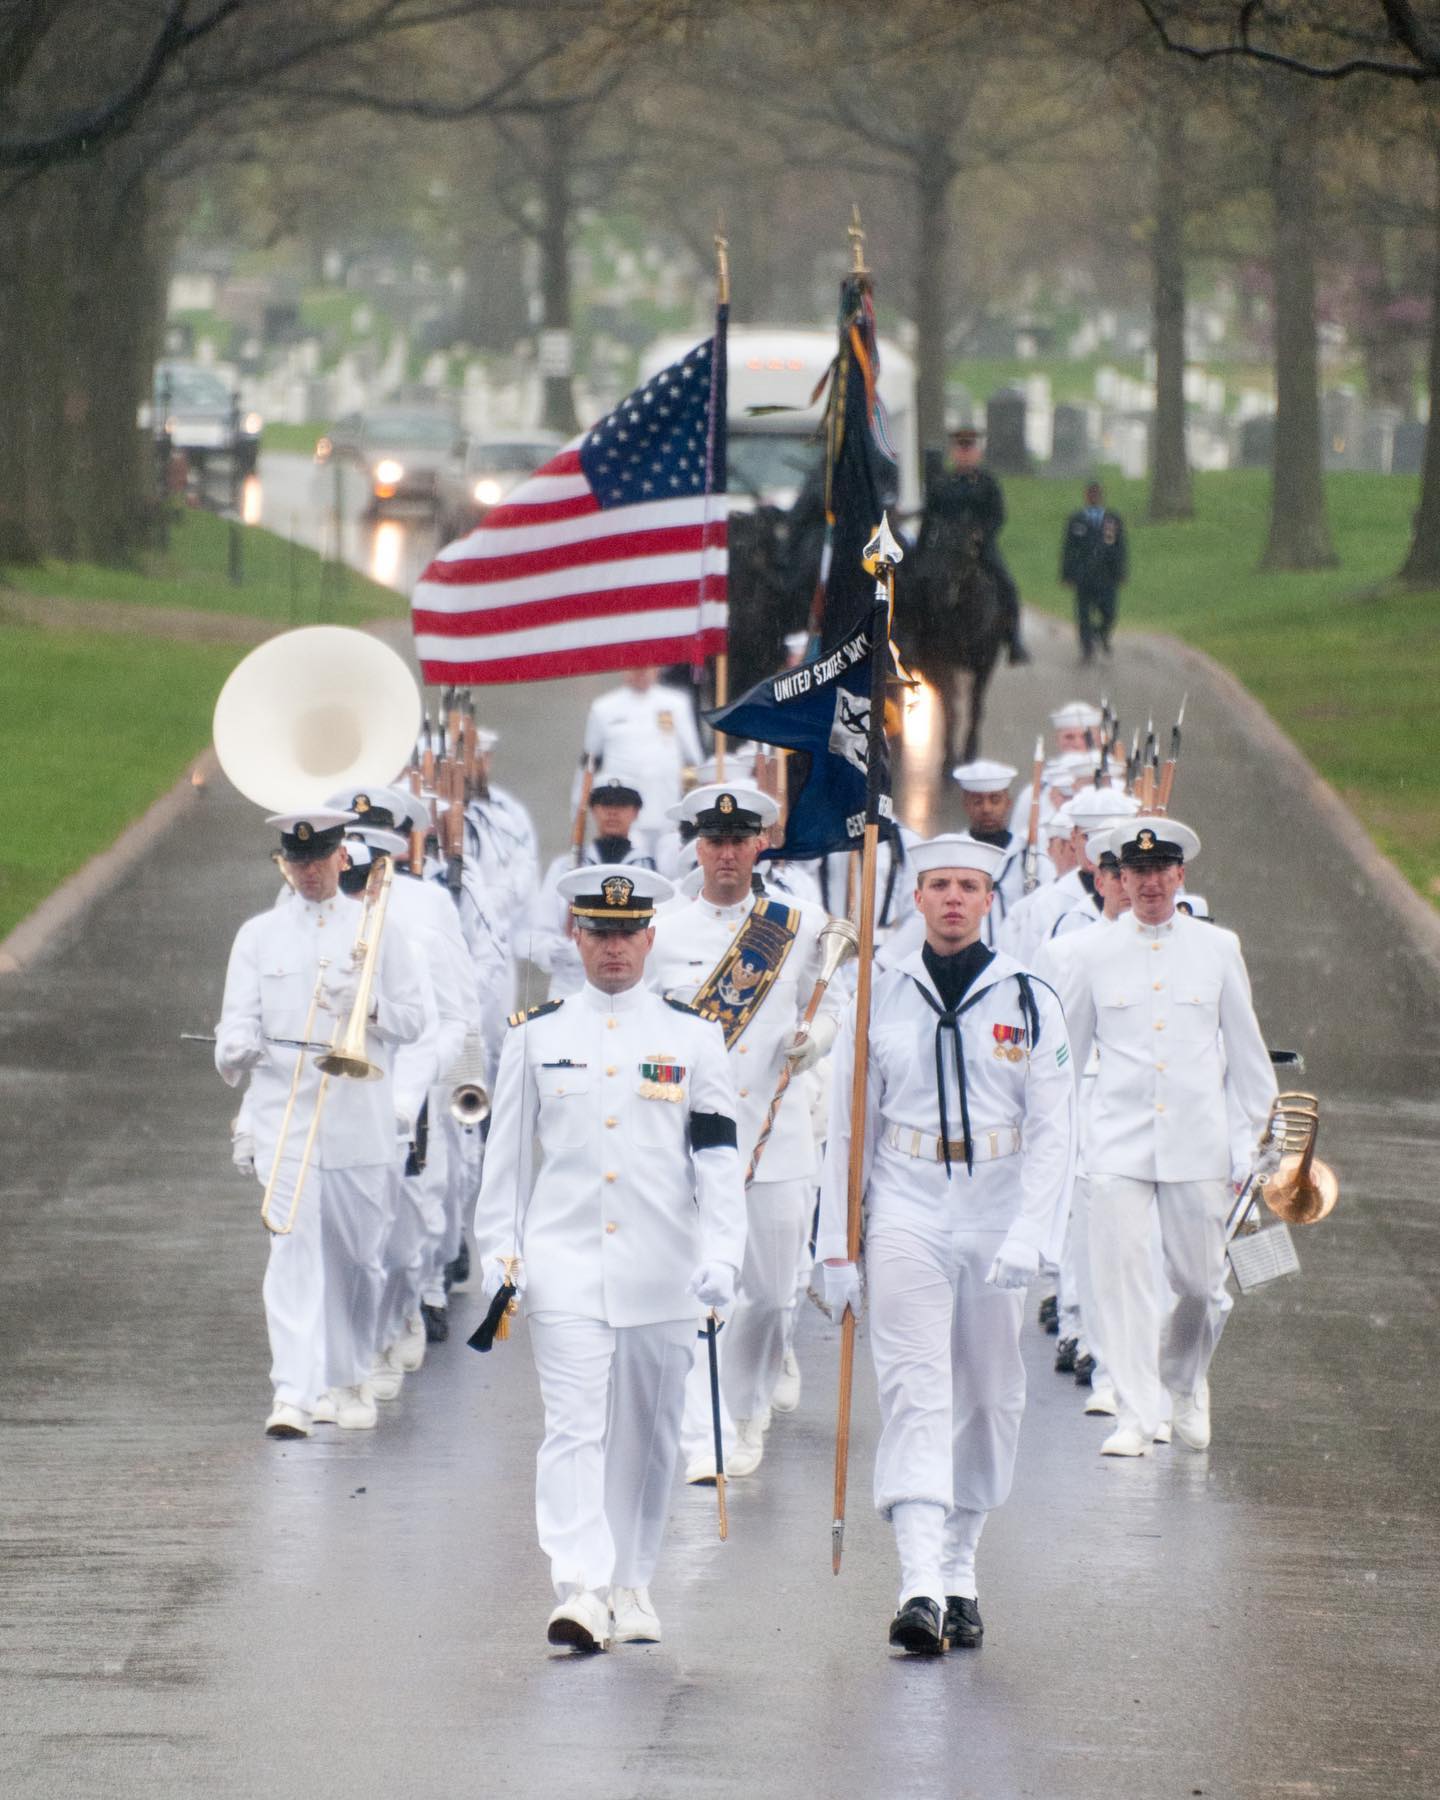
[556, 864, 675, 931]
[1115, 815, 1201, 866]
[679, 782, 779, 835]
[1065, 787, 1141, 830]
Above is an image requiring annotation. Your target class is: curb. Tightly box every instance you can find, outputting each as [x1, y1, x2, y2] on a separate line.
[1143, 629, 1440, 978]
[0, 749, 218, 978]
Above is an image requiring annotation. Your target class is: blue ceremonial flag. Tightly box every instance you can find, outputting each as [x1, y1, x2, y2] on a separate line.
[706, 607, 892, 860]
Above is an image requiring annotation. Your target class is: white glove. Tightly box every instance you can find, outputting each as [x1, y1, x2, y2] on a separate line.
[231, 1130, 255, 1176]
[318, 967, 361, 1017]
[479, 1254, 524, 1304]
[217, 1030, 264, 1082]
[687, 1261, 738, 1310]
[822, 1259, 862, 1320]
[786, 1010, 837, 1074]
[986, 1237, 1041, 1291]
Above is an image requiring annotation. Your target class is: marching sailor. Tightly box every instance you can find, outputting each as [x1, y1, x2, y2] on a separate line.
[472, 866, 745, 1652]
[1001, 787, 1140, 961]
[648, 782, 842, 1480]
[215, 809, 426, 1438]
[1010, 701, 1105, 841]
[818, 834, 1074, 1654]
[1051, 817, 1277, 1456]
[530, 773, 657, 1001]
[581, 667, 704, 862]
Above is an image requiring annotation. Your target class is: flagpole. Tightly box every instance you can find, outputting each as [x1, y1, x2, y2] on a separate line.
[832, 510, 900, 1578]
[711, 229, 730, 781]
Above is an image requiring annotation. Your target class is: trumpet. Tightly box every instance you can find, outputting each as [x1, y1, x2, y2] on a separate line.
[443, 1030, 491, 1126]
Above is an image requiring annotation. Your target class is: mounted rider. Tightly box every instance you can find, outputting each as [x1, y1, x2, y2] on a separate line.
[919, 426, 1030, 666]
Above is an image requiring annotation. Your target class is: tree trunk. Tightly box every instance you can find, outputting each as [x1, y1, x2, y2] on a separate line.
[537, 109, 579, 435]
[1399, 138, 1440, 586]
[1148, 104, 1193, 522]
[912, 148, 954, 463]
[1262, 95, 1337, 570]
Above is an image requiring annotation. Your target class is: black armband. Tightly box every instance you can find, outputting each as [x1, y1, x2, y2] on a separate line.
[689, 1111, 737, 1152]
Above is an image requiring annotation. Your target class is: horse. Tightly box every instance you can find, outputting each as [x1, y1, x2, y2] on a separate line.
[892, 524, 1006, 774]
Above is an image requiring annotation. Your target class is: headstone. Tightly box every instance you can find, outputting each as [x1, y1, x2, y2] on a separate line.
[986, 387, 1029, 474]
[1323, 390, 1363, 470]
[1392, 420, 1427, 475]
[1237, 416, 1274, 468]
[1051, 404, 1091, 475]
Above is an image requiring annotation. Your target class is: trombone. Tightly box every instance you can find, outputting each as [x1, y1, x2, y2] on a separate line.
[259, 857, 396, 1235]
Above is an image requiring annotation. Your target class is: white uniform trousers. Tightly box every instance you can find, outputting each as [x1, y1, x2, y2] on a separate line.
[379, 1134, 448, 1343]
[865, 1222, 1026, 1599]
[262, 1162, 391, 1410]
[1086, 1174, 1232, 1438]
[679, 1175, 811, 1457]
[529, 1313, 694, 1598]
[440, 1113, 481, 1268]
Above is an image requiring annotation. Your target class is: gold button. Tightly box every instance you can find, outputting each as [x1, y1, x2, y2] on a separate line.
[605, 1116, 617, 1128]
[1153, 982, 1163, 991]
[606, 1065, 618, 1076]
[1156, 1102, 1166, 1113]
[1156, 1063, 1166, 1072]
[739, 1088, 749, 1098]
[738, 1045, 748, 1055]
[556, 1086, 566, 1095]
[605, 1221, 618, 1233]
[607, 1018, 617, 1030]
[604, 1171, 617, 1183]
[1154, 1022, 1165, 1032]
[1151, 942, 1161, 951]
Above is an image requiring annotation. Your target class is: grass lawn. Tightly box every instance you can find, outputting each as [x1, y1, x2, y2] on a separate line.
[261, 421, 329, 456]
[0, 506, 404, 628]
[1003, 470, 1440, 909]
[0, 629, 251, 939]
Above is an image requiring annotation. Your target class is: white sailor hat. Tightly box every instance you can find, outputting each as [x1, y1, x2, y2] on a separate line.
[555, 864, 674, 931]
[1065, 786, 1141, 829]
[950, 758, 1017, 794]
[1115, 815, 1200, 866]
[345, 823, 407, 857]
[911, 833, 1007, 880]
[589, 771, 645, 809]
[474, 727, 499, 755]
[1044, 801, 1076, 841]
[1050, 701, 1104, 731]
[268, 808, 356, 862]
[691, 746, 757, 786]
[1085, 825, 1119, 866]
[680, 781, 778, 836]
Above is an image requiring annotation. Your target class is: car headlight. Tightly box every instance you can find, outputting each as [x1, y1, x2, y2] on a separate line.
[315, 437, 332, 462]
[243, 411, 263, 436]
[374, 459, 404, 485]
[473, 477, 504, 506]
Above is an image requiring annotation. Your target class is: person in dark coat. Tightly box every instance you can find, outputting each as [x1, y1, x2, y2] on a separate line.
[1061, 482, 1128, 663]
[920, 427, 1030, 664]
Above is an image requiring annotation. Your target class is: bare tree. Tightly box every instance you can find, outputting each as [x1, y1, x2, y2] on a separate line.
[1135, 1, 1440, 83]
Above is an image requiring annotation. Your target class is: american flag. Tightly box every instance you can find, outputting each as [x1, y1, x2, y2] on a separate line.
[411, 335, 727, 685]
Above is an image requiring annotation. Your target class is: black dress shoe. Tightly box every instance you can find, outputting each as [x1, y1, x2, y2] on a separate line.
[1054, 1335, 1078, 1374]
[444, 1238, 471, 1288]
[1008, 641, 1033, 666]
[943, 1595, 983, 1649]
[888, 1596, 947, 1655]
[1073, 1353, 1096, 1387]
[421, 1301, 449, 1343]
[1037, 1294, 1059, 1334]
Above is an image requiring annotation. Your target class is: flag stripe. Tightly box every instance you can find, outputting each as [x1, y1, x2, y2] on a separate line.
[414, 580, 728, 640]
[427, 495, 722, 564]
[412, 547, 723, 614]
[420, 627, 727, 687]
[421, 520, 727, 589]
[418, 600, 728, 661]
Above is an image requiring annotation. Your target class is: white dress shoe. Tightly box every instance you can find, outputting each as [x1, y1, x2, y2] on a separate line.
[334, 1384, 378, 1430]
[547, 1591, 610, 1653]
[311, 1391, 338, 1424]
[684, 1453, 718, 1486]
[369, 1357, 403, 1402]
[1084, 1382, 1119, 1417]
[1171, 1382, 1212, 1450]
[611, 1586, 662, 1644]
[771, 1349, 802, 1413]
[727, 1417, 765, 1477]
[265, 1401, 311, 1439]
[391, 1314, 427, 1374]
[1100, 1425, 1149, 1457]
[1152, 1421, 1173, 1445]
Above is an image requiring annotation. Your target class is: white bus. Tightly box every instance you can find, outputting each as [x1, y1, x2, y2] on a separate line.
[640, 324, 919, 515]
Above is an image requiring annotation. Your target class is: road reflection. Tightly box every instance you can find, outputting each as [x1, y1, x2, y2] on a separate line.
[248, 451, 441, 596]
[897, 677, 942, 836]
[370, 520, 405, 588]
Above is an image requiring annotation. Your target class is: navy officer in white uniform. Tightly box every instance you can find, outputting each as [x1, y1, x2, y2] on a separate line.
[473, 864, 745, 1654]
[818, 833, 1075, 1655]
[1052, 817, 1276, 1458]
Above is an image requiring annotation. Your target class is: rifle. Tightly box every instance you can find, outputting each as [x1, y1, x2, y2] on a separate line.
[1021, 733, 1045, 893]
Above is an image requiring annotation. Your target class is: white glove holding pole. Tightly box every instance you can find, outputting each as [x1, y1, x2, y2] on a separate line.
[822, 1259, 862, 1321]
[687, 1262, 737, 1310]
[985, 1237, 1041, 1291]
[216, 1027, 265, 1084]
[231, 1129, 255, 1176]
[479, 1254, 524, 1304]
[786, 1010, 837, 1074]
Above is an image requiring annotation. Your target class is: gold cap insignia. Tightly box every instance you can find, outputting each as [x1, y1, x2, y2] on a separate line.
[718, 793, 736, 815]
[602, 875, 635, 908]
[1136, 828, 1156, 852]
[296, 821, 312, 842]
[354, 793, 370, 813]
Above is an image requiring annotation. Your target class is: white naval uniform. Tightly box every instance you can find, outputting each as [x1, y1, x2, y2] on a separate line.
[1054, 911, 1277, 1439]
[649, 888, 840, 1443]
[817, 945, 1075, 1607]
[528, 841, 657, 1001]
[582, 682, 703, 856]
[215, 892, 425, 1411]
[1000, 865, 1092, 961]
[473, 982, 745, 1598]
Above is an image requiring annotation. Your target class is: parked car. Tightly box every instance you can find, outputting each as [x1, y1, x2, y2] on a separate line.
[436, 431, 564, 538]
[315, 406, 465, 517]
[150, 361, 262, 476]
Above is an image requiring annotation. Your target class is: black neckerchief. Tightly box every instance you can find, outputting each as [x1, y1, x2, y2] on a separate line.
[970, 827, 1012, 849]
[593, 835, 631, 865]
[914, 940, 996, 1176]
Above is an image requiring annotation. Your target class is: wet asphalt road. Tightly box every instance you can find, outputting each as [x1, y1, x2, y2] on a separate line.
[3, 492, 1439, 1797]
